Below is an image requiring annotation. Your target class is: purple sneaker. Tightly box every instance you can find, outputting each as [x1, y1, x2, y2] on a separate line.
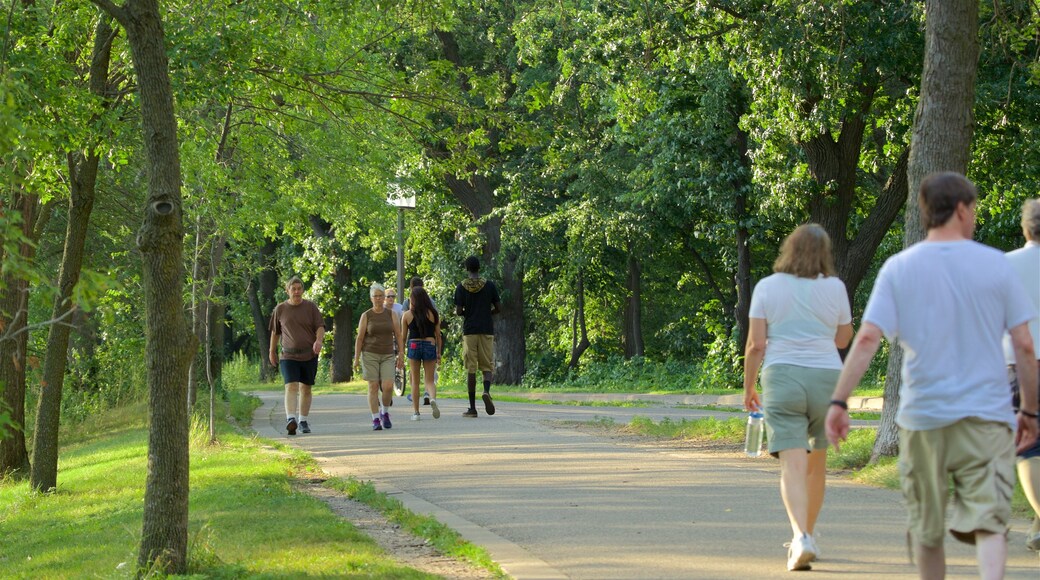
[380, 412, 392, 429]
[372, 418, 383, 431]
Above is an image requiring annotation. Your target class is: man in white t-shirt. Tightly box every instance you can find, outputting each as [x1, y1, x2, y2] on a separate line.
[1005, 199, 1040, 550]
[825, 173, 1038, 579]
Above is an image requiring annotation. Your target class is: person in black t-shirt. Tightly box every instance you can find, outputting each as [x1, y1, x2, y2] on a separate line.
[453, 256, 501, 417]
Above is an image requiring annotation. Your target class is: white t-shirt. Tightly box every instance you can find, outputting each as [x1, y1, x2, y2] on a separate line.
[863, 240, 1036, 430]
[748, 273, 851, 370]
[1002, 241, 1039, 364]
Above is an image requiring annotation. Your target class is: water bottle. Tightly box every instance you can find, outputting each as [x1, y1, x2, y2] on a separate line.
[745, 410, 765, 457]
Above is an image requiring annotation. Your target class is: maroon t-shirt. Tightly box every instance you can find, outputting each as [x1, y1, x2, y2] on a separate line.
[269, 300, 324, 361]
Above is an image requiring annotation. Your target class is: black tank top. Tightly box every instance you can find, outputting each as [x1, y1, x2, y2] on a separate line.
[407, 310, 439, 340]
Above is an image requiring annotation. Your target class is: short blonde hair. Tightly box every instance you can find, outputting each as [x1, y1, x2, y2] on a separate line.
[773, 224, 837, 278]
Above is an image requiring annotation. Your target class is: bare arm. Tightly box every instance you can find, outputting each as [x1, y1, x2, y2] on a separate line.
[825, 322, 883, 450]
[491, 301, 501, 315]
[353, 313, 367, 370]
[392, 311, 404, 369]
[835, 322, 854, 349]
[742, 317, 766, 411]
[1010, 322, 1039, 452]
[313, 326, 325, 356]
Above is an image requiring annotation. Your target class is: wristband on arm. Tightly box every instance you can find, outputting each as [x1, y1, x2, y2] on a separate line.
[829, 400, 849, 410]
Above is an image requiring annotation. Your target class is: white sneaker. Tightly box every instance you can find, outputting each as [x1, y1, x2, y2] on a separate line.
[430, 399, 440, 419]
[786, 533, 815, 571]
[411, 413, 420, 421]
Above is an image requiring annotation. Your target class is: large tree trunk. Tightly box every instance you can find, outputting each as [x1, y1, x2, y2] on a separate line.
[873, 0, 979, 463]
[92, 0, 196, 572]
[308, 215, 353, 383]
[623, 250, 644, 359]
[0, 185, 51, 476]
[30, 15, 114, 492]
[250, 238, 278, 381]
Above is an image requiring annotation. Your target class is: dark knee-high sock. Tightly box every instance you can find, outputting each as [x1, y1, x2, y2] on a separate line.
[483, 379, 491, 394]
[467, 374, 477, 409]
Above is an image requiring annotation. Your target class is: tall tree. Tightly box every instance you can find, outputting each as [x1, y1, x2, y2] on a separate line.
[90, 0, 196, 572]
[873, 0, 980, 462]
[31, 14, 117, 492]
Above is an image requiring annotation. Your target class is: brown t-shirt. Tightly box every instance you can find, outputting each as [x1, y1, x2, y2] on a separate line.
[361, 308, 396, 355]
[269, 299, 324, 361]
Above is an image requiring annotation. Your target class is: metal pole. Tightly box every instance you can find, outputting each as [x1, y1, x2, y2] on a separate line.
[396, 207, 405, 300]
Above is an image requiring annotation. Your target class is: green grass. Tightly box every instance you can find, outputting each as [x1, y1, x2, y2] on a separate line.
[0, 396, 454, 579]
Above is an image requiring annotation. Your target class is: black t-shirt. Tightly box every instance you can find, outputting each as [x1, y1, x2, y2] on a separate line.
[454, 277, 499, 335]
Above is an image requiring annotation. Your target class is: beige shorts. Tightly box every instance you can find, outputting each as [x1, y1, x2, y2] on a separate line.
[361, 352, 395, 383]
[462, 334, 494, 373]
[898, 418, 1014, 547]
[761, 364, 840, 456]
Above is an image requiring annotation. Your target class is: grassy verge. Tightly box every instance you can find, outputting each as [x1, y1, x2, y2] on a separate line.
[585, 414, 1034, 517]
[0, 391, 488, 579]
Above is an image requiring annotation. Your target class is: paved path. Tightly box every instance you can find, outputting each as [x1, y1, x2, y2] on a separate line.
[252, 393, 1039, 579]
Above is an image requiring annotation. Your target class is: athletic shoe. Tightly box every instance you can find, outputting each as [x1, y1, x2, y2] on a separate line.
[380, 412, 392, 429]
[406, 393, 412, 402]
[482, 392, 496, 416]
[300, 420, 311, 434]
[411, 413, 421, 421]
[430, 399, 440, 419]
[1027, 517, 1040, 551]
[372, 418, 383, 431]
[286, 417, 298, 436]
[786, 533, 815, 571]
[423, 392, 430, 406]
[463, 408, 478, 418]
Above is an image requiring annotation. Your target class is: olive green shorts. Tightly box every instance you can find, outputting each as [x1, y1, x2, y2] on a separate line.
[898, 418, 1014, 546]
[761, 364, 840, 456]
[462, 334, 494, 373]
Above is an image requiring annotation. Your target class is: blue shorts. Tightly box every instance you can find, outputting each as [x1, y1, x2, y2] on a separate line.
[407, 340, 437, 362]
[279, 357, 318, 386]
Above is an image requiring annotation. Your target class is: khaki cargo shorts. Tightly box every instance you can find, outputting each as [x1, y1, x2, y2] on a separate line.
[361, 352, 395, 383]
[899, 418, 1014, 547]
[462, 334, 494, 373]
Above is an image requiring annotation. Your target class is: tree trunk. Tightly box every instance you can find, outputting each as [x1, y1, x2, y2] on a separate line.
[0, 271, 31, 477]
[257, 238, 278, 380]
[92, 0, 197, 572]
[30, 15, 114, 492]
[247, 276, 272, 381]
[873, 0, 979, 463]
[568, 268, 590, 370]
[308, 215, 353, 383]
[329, 261, 353, 382]
[623, 250, 644, 359]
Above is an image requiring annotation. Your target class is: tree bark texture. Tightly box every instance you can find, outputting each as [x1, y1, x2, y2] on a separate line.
[623, 251, 645, 359]
[30, 15, 114, 492]
[93, 0, 196, 572]
[0, 185, 51, 476]
[874, 0, 979, 462]
[308, 215, 352, 383]
[257, 238, 278, 380]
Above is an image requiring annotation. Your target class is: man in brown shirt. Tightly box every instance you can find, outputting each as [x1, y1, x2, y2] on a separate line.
[269, 276, 325, 435]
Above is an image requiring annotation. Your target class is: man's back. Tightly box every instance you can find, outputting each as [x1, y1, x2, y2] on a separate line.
[454, 277, 499, 335]
[864, 240, 1034, 430]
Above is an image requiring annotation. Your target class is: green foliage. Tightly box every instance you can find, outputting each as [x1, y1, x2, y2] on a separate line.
[521, 355, 720, 393]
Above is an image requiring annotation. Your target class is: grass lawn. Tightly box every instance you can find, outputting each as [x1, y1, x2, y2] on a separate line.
[0, 393, 496, 579]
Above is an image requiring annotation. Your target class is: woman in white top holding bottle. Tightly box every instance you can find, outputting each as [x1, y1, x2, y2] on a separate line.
[743, 224, 854, 572]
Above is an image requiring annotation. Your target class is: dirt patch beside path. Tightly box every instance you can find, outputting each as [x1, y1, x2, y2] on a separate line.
[299, 481, 495, 580]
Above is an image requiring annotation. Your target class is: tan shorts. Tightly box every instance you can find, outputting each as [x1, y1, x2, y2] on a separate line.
[899, 418, 1014, 547]
[361, 352, 395, 383]
[462, 334, 494, 373]
[761, 364, 840, 456]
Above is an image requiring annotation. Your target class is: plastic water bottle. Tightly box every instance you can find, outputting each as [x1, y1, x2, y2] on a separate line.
[745, 410, 765, 457]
